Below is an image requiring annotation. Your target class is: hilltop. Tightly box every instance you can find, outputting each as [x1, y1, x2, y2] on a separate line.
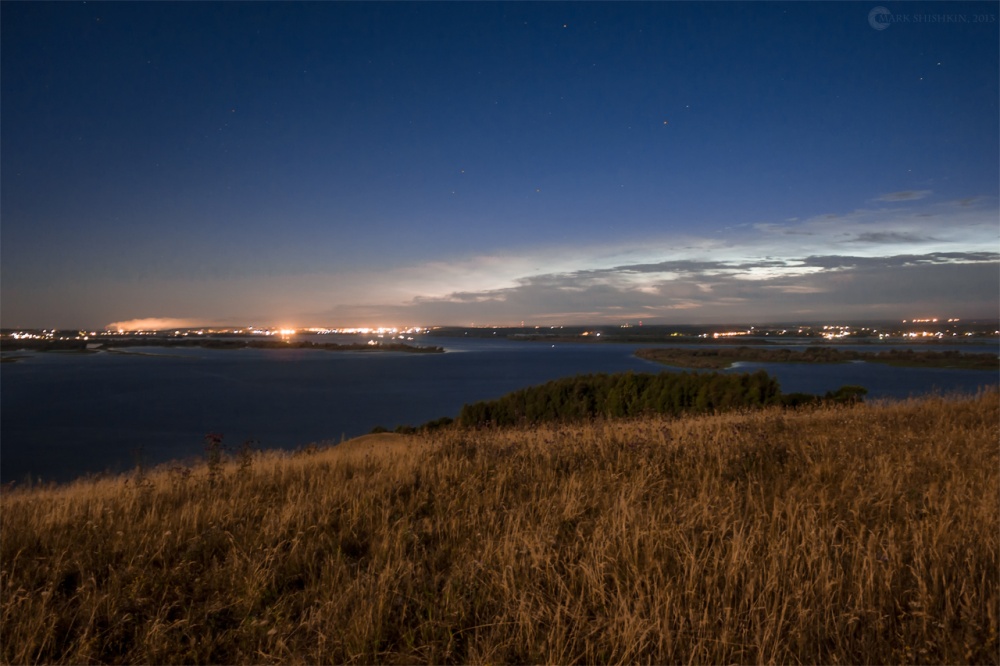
[2, 391, 998, 664]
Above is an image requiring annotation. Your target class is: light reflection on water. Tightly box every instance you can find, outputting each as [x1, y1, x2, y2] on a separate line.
[1, 338, 996, 484]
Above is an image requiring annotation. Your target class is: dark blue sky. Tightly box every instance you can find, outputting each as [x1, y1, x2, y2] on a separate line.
[2, 2, 997, 329]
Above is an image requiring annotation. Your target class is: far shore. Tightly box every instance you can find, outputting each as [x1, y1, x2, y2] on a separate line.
[0, 337, 445, 355]
[636, 346, 1000, 370]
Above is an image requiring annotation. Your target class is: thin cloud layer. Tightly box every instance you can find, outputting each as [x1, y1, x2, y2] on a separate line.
[875, 190, 932, 202]
[333, 196, 998, 325]
[82, 195, 1000, 328]
[385, 252, 997, 324]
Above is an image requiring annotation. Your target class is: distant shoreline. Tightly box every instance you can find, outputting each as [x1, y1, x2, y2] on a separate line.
[636, 346, 1000, 370]
[1, 338, 445, 355]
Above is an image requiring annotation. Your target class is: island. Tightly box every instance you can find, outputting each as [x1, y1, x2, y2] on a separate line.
[635, 346, 1000, 370]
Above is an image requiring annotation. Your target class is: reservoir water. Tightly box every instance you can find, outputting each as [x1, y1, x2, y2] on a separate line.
[2, 337, 997, 484]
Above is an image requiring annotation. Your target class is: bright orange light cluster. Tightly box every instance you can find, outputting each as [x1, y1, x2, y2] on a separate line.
[711, 331, 750, 338]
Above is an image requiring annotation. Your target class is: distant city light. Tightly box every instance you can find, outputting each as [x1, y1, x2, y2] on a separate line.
[2, 320, 995, 348]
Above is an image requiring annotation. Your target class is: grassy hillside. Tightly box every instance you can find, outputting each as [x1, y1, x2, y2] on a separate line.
[2, 391, 998, 664]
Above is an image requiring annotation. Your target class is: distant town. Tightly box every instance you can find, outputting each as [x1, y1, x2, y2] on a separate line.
[2, 318, 999, 353]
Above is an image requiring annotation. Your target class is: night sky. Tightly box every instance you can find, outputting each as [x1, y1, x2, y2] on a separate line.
[2, 2, 997, 330]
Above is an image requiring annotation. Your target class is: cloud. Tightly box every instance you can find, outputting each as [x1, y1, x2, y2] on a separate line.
[875, 190, 932, 202]
[847, 232, 937, 244]
[105, 317, 203, 332]
[87, 194, 1000, 328]
[800, 252, 999, 270]
[369, 248, 996, 325]
[746, 198, 995, 258]
[306, 193, 998, 326]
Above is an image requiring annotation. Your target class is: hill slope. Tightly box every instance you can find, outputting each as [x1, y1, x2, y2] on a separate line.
[2, 392, 998, 664]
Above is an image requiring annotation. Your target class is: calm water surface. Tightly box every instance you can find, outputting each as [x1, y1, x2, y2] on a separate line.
[2, 337, 997, 484]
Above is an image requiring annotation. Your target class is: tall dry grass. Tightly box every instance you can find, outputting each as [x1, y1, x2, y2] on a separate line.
[2, 391, 998, 664]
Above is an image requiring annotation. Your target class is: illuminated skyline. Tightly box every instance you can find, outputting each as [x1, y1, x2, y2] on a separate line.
[2, 2, 997, 329]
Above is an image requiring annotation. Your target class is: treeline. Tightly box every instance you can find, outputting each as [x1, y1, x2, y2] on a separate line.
[0, 338, 92, 353]
[457, 370, 784, 427]
[637, 345, 999, 370]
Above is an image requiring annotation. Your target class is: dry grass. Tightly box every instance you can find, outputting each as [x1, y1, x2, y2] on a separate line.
[2, 391, 998, 664]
